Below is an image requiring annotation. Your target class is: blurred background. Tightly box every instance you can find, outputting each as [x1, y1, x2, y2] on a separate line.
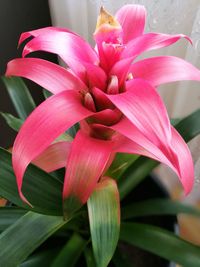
[1, 0, 200, 248]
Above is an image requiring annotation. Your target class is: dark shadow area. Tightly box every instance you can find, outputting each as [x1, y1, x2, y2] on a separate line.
[0, 0, 57, 147]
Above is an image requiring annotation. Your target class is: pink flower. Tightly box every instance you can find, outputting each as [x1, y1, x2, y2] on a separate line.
[5, 5, 200, 214]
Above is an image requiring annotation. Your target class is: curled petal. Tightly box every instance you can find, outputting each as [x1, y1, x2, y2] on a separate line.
[83, 63, 107, 91]
[22, 31, 99, 71]
[115, 4, 146, 43]
[130, 56, 200, 87]
[121, 33, 191, 59]
[13, 90, 93, 205]
[18, 26, 75, 46]
[109, 109, 193, 196]
[170, 127, 194, 194]
[107, 79, 171, 145]
[32, 141, 71, 172]
[111, 118, 171, 166]
[6, 58, 87, 94]
[63, 130, 113, 217]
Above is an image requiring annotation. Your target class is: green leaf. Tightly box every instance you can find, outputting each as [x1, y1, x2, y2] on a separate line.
[0, 148, 63, 215]
[0, 207, 27, 232]
[0, 212, 67, 267]
[20, 248, 60, 267]
[43, 89, 53, 99]
[2, 76, 36, 120]
[118, 157, 157, 200]
[66, 123, 80, 138]
[120, 222, 200, 267]
[0, 112, 23, 131]
[88, 178, 120, 267]
[112, 247, 133, 267]
[84, 248, 97, 267]
[106, 153, 138, 179]
[175, 108, 200, 142]
[122, 198, 200, 219]
[50, 233, 87, 267]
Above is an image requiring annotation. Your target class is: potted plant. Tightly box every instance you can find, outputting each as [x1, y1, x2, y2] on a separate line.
[1, 4, 200, 267]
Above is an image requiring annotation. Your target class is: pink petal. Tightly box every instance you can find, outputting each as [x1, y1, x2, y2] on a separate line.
[62, 130, 113, 216]
[22, 31, 99, 71]
[97, 42, 124, 73]
[170, 127, 194, 194]
[121, 33, 191, 59]
[110, 57, 134, 87]
[111, 118, 171, 166]
[89, 108, 122, 126]
[115, 5, 146, 43]
[107, 79, 171, 145]
[32, 141, 71, 172]
[6, 58, 87, 94]
[13, 90, 93, 205]
[83, 63, 107, 91]
[18, 26, 76, 47]
[114, 134, 159, 160]
[106, 78, 194, 193]
[130, 56, 200, 87]
[111, 118, 193, 194]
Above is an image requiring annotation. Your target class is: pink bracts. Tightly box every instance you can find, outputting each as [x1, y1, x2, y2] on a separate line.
[6, 5, 200, 214]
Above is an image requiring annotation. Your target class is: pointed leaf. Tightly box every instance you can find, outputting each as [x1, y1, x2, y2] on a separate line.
[120, 223, 200, 267]
[0, 112, 23, 131]
[2, 76, 36, 120]
[22, 31, 98, 72]
[0, 212, 67, 267]
[88, 178, 120, 267]
[118, 157, 158, 200]
[6, 58, 87, 94]
[130, 56, 200, 87]
[0, 148, 63, 215]
[122, 198, 200, 219]
[18, 26, 75, 46]
[12, 90, 92, 204]
[121, 33, 191, 59]
[50, 233, 87, 267]
[63, 131, 113, 217]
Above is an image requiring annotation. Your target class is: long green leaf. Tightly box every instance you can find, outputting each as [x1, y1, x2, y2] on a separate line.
[175, 109, 200, 142]
[84, 248, 97, 267]
[118, 157, 157, 200]
[106, 153, 138, 179]
[88, 178, 120, 267]
[0, 112, 23, 131]
[0, 212, 67, 267]
[20, 248, 60, 267]
[51, 233, 87, 267]
[122, 198, 200, 219]
[2, 76, 36, 119]
[0, 207, 27, 231]
[0, 148, 63, 215]
[120, 222, 200, 267]
[112, 247, 134, 267]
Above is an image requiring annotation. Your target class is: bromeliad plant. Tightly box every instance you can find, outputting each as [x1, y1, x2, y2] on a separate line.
[1, 4, 200, 267]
